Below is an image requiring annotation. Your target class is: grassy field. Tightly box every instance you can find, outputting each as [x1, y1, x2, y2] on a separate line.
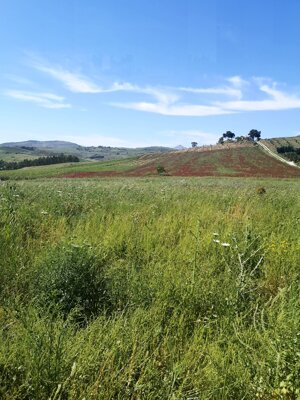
[1, 176, 300, 399]
[0, 158, 135, 179]
[1, 144, 300, 180]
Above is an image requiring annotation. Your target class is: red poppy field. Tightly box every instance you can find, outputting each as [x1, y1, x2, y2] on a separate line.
[62, 146, 300, 179]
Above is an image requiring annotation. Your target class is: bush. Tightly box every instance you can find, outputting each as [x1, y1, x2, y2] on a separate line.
[256, 187, 266, 195]
[34, 244, 111, 320]
[156, 165, 166, 175]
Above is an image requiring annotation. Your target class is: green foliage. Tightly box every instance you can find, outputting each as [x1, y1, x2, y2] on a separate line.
[0, 153, 79, 171]
[256, 186, 266, 195]
[34, 244, 111, 319]
[248, 129, 261, 141]
[277, 145, 300, 162]
[156, 164, 166, 174]
[223, 130, 236, 140]
[0, 177, 300, 398]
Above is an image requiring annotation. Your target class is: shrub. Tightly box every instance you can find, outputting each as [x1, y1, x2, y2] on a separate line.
[156, 165, 166, 175]
[34, 244, 111, 320]
[256, 187, 266, 195]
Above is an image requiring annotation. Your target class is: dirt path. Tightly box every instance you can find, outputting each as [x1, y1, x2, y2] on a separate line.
[258, 141, 299, 168]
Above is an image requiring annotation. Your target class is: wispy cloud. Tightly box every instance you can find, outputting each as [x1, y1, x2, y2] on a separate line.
[33, 64, 102, 93]
[32, 61, 179, 104]
[113, 101, 232, 117]
[22, 57, 300, 116]
[5, 90, 71, 109]
[218, 84, 300, 112]
[113, 77, 300, 116]
[178, 86, 242, 99]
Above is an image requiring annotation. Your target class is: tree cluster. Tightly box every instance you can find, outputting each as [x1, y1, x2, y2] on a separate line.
[218, 129, 261, 144]
[0, 154, 80, 171]
[277, 145, 300, 163]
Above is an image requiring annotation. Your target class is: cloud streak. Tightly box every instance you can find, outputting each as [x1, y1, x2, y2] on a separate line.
[15, 58, 300, 116]
[33, 64, 102, 93]
[113, 79, 300, 116]
[5, 90, 71, 109]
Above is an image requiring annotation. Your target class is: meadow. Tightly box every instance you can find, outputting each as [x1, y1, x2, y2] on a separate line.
[1, 176, 300, 399]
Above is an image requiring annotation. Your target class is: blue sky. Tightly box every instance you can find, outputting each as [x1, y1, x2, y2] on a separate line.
[1, 0, 300, 147]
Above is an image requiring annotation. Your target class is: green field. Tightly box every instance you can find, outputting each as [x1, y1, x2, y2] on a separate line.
[0, 158, 135, 179]
[1, 177, 300, 399]
[1, 144, 300, 180]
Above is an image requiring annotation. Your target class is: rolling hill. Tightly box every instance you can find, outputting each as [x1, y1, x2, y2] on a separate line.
[0, 140, 173, 162]
[262, 135, 300, 163]
[1, 142, 300, 180]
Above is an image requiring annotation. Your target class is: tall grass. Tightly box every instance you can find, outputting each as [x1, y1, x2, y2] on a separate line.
[0, 177, 300, 399]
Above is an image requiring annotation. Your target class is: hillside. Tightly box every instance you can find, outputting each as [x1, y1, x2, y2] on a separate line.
[262, 136, 300, 163]
[263, 135, 300, 151]
[0, 140, 173, 162]
[1, 142, 300, 180]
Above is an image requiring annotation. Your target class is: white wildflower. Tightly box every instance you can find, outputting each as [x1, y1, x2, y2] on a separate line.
[213, 239, 220, 243]
[221, 242, 230, 247]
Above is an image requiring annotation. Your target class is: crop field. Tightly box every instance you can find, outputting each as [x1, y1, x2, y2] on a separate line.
[1, 176, 300, 399]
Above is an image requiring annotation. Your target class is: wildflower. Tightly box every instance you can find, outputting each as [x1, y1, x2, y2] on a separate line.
[221, 242, 230, 247]
[213, 239, 220, 243]
[40, 210, 48, 215]
[213, 232, 219, 236]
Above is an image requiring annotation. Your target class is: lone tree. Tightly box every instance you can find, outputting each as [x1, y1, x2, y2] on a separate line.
[248, 129, 261, 141]
[222, 131, 235, 140]
[191, 141, 198, 148]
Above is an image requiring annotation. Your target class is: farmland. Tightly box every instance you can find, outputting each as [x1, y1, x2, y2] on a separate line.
[1, 143, 300, 180]
[1, 176, 300, 399]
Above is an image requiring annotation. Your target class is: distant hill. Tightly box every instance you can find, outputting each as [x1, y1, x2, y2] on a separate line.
[0, 140, 173, 162]
[2, 140, 80, 149]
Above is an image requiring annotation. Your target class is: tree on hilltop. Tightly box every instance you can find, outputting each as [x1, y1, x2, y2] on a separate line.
[191, 141, 198, 148]
[222, 131, 235, 140]
[248, 129, 261, 141]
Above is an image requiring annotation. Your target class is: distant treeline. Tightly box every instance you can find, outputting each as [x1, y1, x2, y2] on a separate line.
[0, 154, 80, 170]
[277, 145, 300, 162]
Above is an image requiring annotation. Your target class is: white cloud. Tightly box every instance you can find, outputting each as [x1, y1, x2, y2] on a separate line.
[24, 57, 300, 116]
[34, 64, 102, 93]
[5, 90, 71, 109]
[111, 77, 300, 116]
[113, 101, 233, 117]
[218, 84, 300, 112]
[179, 86, 242, 99]
[32, 61, 179, 106]
[226, 75, 248, 88]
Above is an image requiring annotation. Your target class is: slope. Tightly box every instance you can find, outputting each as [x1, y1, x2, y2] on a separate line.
[2, 142, 300, 179]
